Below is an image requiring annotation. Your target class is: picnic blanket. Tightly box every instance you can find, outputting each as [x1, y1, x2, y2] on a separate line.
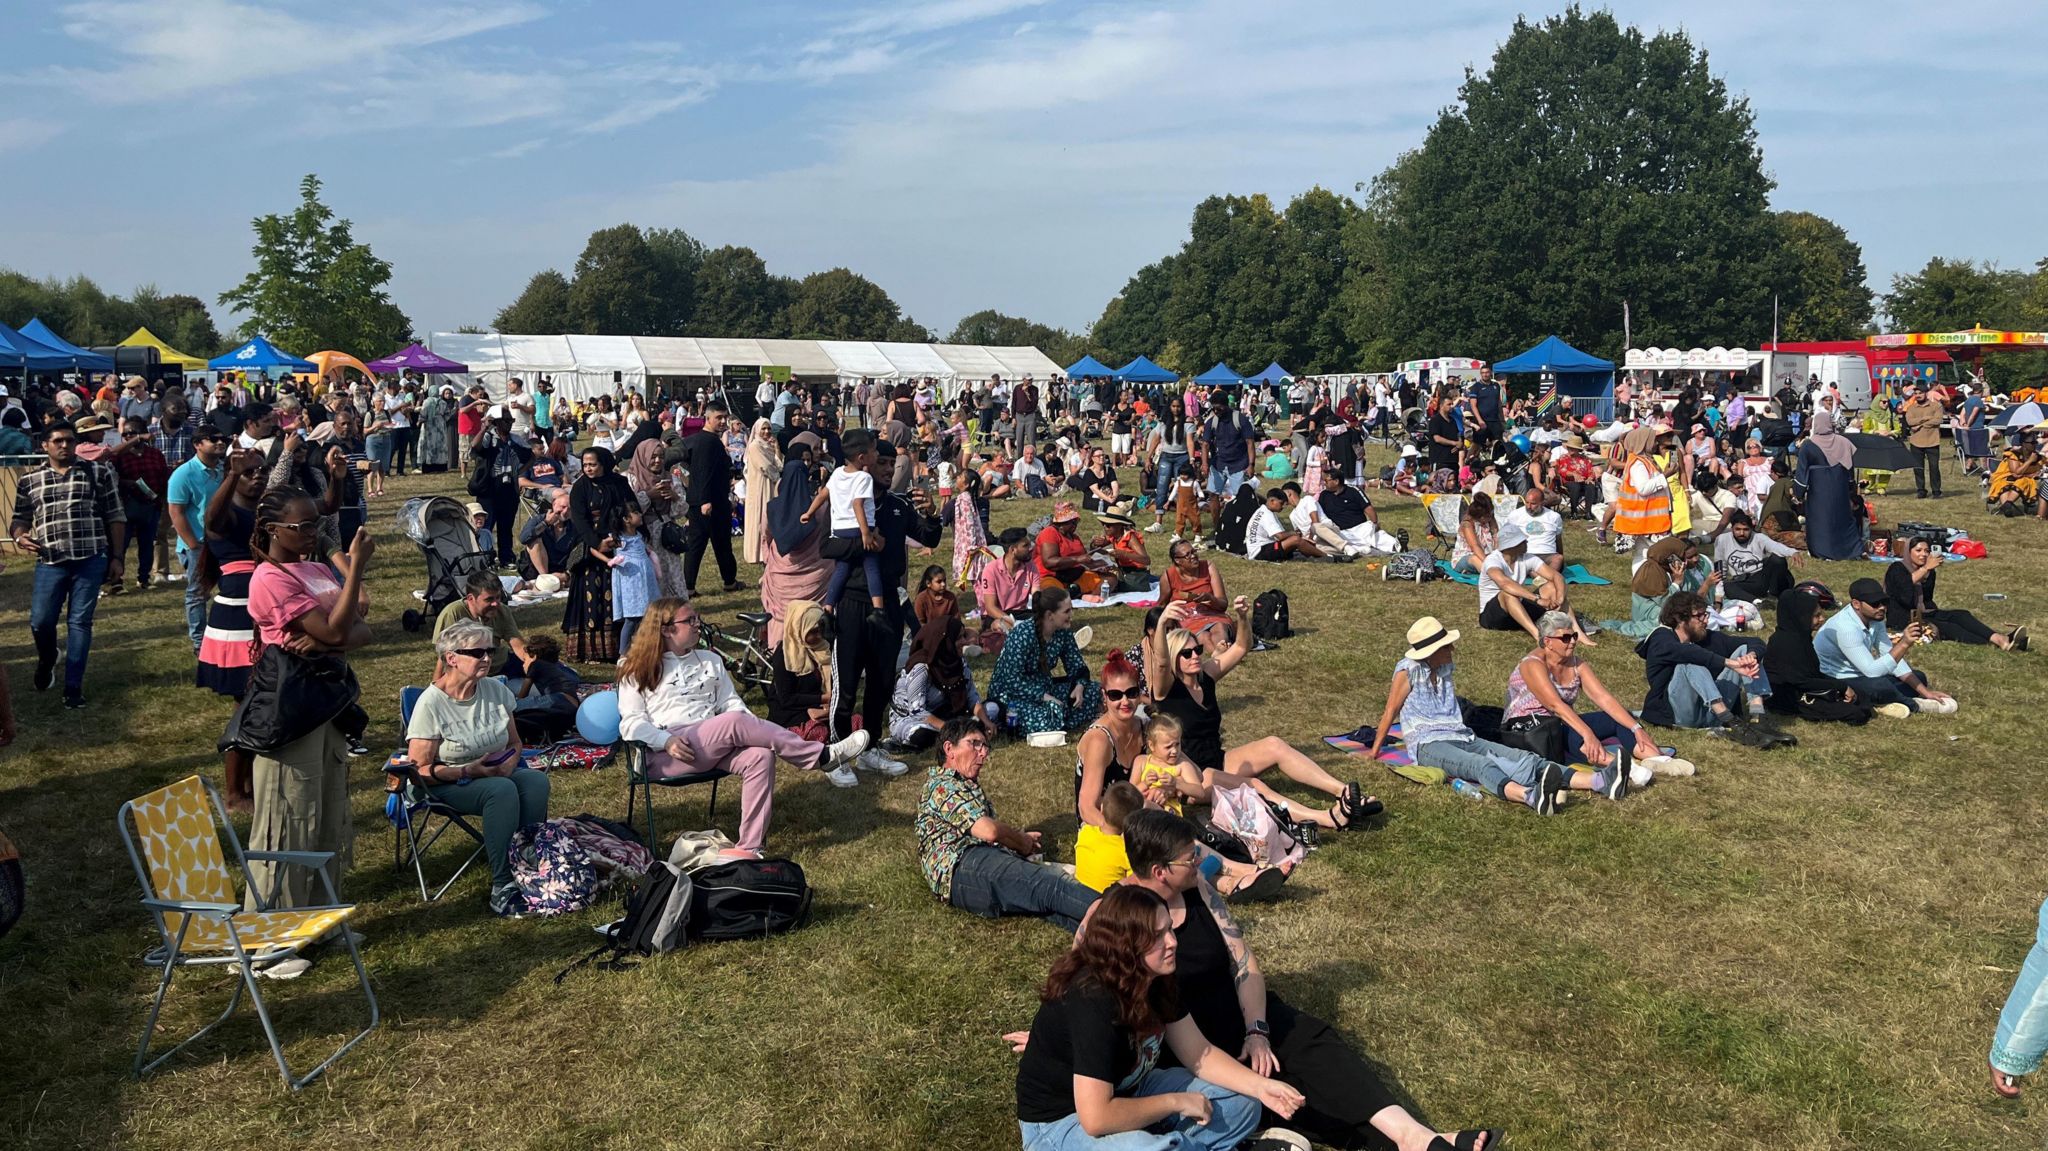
[1433, 561, 1611, 586]
[1074, 580, 1160, 610]
[1324, 722, 1670, 786]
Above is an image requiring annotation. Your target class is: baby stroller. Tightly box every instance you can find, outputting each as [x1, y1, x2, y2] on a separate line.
[397, 495, 494, 632]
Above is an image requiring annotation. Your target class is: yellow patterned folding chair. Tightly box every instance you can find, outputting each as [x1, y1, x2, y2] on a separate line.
[118, 774, 378, 1089]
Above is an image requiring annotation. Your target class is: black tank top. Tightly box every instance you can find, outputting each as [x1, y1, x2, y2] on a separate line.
[1072, 721, 1133, 812]
[1156, 672, 1225, 771]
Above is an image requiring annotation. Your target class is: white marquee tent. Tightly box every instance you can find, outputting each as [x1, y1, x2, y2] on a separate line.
[426, 333, 1063, 401]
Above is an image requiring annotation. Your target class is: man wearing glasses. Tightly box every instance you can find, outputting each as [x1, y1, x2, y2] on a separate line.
[11, 424, 127, 708]
[166, 426, 230, 651]
[1635, 590, 1783, 748]
[917, 716, 1099, 931]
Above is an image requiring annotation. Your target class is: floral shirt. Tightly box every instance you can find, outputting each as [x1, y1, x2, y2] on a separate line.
[916, 766, 992, 902]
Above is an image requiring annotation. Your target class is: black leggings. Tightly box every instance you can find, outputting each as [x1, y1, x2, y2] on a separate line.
[1261, 997, 1401, 1149]
[1925, 607, 1996, 645]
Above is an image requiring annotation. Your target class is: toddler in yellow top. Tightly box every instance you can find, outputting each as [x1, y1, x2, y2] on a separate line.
[1074, 782, 1145, 891]
[1131, 713, 1200, 816]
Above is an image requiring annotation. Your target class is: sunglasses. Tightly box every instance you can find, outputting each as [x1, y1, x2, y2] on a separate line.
[666, 617, 701, 629]
[1547, 633, 1579, 644]
[1102, 687, 1139, 701]
[271, 519, 318, 534]
[1177, 649, 1203, 660]
[453, 647, 493, 660]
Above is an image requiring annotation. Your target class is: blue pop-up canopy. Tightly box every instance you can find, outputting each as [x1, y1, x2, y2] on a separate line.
[1115, 356, 1177, 383]
[1493, 335, 1614, 420]
[210, 336, 316, 374]
[1246, 362, 1293, 383]
[1065, 354, 1117, 379]
[0, 321, 76, 371]
[1193, 362, 1244, 385]
[19, 318, 115, 371]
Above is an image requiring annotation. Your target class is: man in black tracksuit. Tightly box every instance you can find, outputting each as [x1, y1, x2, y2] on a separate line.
[677, 401, 741, 595]
[833, 439, 942, 751]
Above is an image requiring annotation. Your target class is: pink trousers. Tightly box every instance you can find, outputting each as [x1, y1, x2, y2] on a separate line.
[644, 711, 829, 853]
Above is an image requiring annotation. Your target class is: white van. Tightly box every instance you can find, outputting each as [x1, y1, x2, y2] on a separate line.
[1746, 352, 1873, 410]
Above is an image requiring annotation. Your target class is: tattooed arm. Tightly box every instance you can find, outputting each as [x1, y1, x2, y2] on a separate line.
[1196, 878, 1279, 1076]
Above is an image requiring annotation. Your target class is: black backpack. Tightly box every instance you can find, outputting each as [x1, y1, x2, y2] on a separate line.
[1251, 589, 1291, 640]
[556, 862, 693, 979]
[554, 857, 813, 980]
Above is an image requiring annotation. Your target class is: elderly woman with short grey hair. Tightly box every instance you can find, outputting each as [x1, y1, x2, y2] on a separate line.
[405, 616, 551, 917]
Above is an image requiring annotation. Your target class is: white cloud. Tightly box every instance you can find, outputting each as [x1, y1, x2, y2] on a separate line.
[0, 118, 64, 155]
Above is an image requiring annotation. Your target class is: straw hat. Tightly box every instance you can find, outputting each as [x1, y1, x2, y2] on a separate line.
[1403, 616, 1460, 660]
[72, 415, 112, 435]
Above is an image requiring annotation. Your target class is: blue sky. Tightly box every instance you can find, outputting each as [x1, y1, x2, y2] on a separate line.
[2, 0, 2044, 343]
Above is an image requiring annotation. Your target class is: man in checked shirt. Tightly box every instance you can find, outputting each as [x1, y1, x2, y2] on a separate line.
[11, 423, 126, 709]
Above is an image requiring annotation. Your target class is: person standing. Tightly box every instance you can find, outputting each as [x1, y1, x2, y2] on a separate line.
[165, 426, 229, 651]
[679, 400, 743, 595]
[381, 379, 414, 476]
[1010, 376, 1039, 457]
[1899, 380, 1945, 499]
[468, 406, 533, 569]
[12, 422, 126, 708]
[109, 415, 170, 590]
[532, 378, 555, 445]
[151, 396, 196, 578]
[1794, 411, 1863, 560]
[832, 439, 940, 776]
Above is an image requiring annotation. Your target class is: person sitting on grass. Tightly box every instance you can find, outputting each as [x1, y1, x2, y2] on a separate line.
[1815, 578, 1960, 714]
[1010, 883, 1305, 1151]
[987, 586, 1102, 737]
[1505, 611, 1691, 787]
[1477, 521, 1592, 645]
[1146, 599, 1372, 829]
[1368, 617, 1566, 814]
[1246, 487, 1339, 562]
[1761, 586, 1883, 723]
[1713, 509, 1800, 607]
[406, 617, 551, 919]
[1634, 591, 1783, 748]
[1883, 536, 2024, 652]
[1074, 780, 1145, 892]
[1027, 812, 1501, 1151]
[918, 716, 1102, 932]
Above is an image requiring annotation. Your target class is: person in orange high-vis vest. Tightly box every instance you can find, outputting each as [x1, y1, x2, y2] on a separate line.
[1612, 426, 1672, 571]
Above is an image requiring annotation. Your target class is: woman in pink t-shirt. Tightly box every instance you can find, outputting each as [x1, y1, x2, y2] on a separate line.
[239, 487, 374, 946]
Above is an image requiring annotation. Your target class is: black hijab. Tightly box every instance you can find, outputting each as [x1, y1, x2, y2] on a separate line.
[1762, 587, 1823, 691]
[768, 456, 821, 555]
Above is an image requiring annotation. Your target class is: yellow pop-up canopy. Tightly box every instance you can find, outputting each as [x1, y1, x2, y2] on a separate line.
[119, 326, 210, 371]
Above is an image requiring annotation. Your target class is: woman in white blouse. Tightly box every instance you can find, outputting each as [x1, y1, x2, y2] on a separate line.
[616, 597, 869, 860]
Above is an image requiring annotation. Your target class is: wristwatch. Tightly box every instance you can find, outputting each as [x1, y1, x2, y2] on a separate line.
[1245, 1019, 1271, 1039]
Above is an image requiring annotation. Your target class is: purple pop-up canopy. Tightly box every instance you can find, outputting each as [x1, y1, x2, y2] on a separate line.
[365, 342, 469, 374]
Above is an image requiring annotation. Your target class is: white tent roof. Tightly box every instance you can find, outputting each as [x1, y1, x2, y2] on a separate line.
[817, 340, 899, 381]
[630, 336, 714, 376]
[987, 345, 1064, 379]
[426, 332, 508, 395]
[756, 338, 841, 377]
[693, 338, 771, 373]
[931, 344, 1008, 381]
[874, 341, 957, 379]
[500, 334, 577, 383]
[560, 335, 646, 402]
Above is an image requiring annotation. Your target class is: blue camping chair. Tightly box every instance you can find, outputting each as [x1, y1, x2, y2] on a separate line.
[383, 686, 488, 901]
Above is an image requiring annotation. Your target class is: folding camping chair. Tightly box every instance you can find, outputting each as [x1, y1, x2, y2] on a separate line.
[623, 740, 729, 850]
[118, 775, 378, 1089]
[1422, 492, 1464, 555]
[384, 686, 488, 901]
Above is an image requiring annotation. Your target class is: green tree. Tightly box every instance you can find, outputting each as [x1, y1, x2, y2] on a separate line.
[946, 310, 1087, 365]
[1881, 258, 2031, 333]
[130, 286, 225, 356]
[688, 246, 791, 336]
[495, 269, 574, 333]
[1090, 257, 1176, 365]
[784, 267, 902, 340]
[643, 226, 705, 335]
[1368, 8, 1778, 361]
[218, 174, 410, 353]
[1, 269, 225, 353]
[1277, 187, 1364, 372]
[566, 224, 665, 335]
[1770, 211, 1873, 339]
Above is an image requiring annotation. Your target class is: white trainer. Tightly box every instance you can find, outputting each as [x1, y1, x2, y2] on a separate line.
[826, 729, 870, 765]
[858, 747, 909, 777]
[1144, 522, 1163, 533]
[1641, 754, 1696, 778]
[824, 764, 859, 788]
[257, 956, 313, 980]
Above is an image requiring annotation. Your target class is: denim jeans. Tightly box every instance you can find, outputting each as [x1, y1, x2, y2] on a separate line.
[1153, 451, 1188, 511]
[1666, 650, 1771, 728]
[180, 550, 207, 651]
[1412, 735, 1549, 799]
[1018, 1066, 1260, 1150]
[949, 845, 1100, 932]
[1993, 893, 2048, 1075]
[122, 499, 159, 584]
[30, 554, 109, 695]
[1833, 671, 1924, 708]
[1206, 466, 1246, 497]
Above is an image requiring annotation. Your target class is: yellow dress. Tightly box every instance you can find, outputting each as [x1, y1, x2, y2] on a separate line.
[1989, 450, 2041, 504]
[1131, 755, 1187, 816]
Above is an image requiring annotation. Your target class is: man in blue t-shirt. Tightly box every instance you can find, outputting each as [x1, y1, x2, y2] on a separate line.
[1200, 390, 1257, 501]
[1466, 366, 1503, 451]
[164, 427, 229, 651]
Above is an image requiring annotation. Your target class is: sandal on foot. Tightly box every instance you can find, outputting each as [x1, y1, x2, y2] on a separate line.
[1226, 867, 1287, 903]
[1426, 1129, 1503, 1151]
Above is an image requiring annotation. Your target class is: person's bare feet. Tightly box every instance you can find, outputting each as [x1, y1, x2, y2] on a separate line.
[1991, 1062, 2023, 1098]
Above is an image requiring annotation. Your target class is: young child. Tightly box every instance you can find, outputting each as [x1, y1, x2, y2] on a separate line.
[804, 428, 885, 612]
[512, 633, 583, 704]
[1133, 713, 1195, 816]
[1171, 462, 1203, 541]
[608, 504, 658, 653]
[911, 564, 959, 627]
[1074, 781, 1145, 891]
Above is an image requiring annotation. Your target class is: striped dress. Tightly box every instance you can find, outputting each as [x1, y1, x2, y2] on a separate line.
[197, 504, 259, 697]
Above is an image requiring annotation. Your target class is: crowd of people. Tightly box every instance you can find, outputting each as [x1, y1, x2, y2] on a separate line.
[9, 356, 2046, 1145]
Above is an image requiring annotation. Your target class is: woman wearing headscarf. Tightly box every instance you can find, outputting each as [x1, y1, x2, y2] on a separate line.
[1762, 586, 1876, 724]
[1794, 411, 1863, 559]
[416, 385, 455, 473]
[760, 450, 832, 648]
[625, 438, 689, 600]
[1609, 425, 1672, 570]
[742, 418, 781, 565]
[563, 445, 635, 663]
[766, 599, 834, 741]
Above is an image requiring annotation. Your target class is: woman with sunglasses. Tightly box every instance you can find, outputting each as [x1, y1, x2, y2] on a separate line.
[1505, 611, 1686, 790]
[406, 616, 550, 918]
[241, 487, 375, 952]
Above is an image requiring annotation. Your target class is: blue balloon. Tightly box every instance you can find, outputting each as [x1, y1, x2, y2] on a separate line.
[576, 690, 622, 745]
[1510, 433, 1533, 454]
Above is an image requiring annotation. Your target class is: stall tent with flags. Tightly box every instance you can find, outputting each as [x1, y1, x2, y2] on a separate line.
[209, 336, 316, 375]
[1493, 336, 1615, 421]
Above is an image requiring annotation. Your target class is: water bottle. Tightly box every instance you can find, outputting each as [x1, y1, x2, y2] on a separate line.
[1449, 779, 1488, 801]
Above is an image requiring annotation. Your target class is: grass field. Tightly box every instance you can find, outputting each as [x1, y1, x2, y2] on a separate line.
[2, 446, 2045, 1151]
